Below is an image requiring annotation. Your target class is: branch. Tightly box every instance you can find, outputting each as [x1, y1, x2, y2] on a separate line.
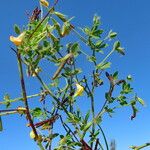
[17, 52, 38, 139]
[0, 93, 43, 105]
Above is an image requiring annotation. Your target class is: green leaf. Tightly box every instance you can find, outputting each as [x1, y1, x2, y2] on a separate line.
[136, 97, 145, 106]
[83, 122, 92, 132]
[72, 68, 82, 75]
[87, 56, 96, 62]
[105, 92, 113, 103]
[83, 27, 91, 35]
[74, 142, 82, 147]
[96, 62, 111, 70]
[113, 71, 118, 80]
[95, 40, 102, 47]
[32, 107, 43, 117]
[14, 24, 21, 35]
[84, 110, 90, 124]
[116, 47, 125, 55]
[113, 41, 120, 49]
[61, 18, 74, 36]
[49, 133, 59, 140]
[92, 29, 103, 38]
[3, 94, 11, 108]
[113, 41, 125, 55]
[127, 75, 132, 81]
[121, 82, 133, 94]
[51, 18, 61, 35]
[93, 15, 100, 27]
[67, 112, 80, 124]
[108, 30, 117, 39]
[70, 42, 80, 55]
[96, 40, 108, 49]
[117, 95, 128, 106]
[104, 106, 114, 117]
[43, 40, 50, 47]
[54, 11, 67, 22]
[0, 117, 3, 132]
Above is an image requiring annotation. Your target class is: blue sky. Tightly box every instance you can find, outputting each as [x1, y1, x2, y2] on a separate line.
[0, 0, 150, 150]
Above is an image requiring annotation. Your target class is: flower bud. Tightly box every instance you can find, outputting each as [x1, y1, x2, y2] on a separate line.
[30, 130, 36, 139]
[40, 0, 49, 7]
[74, 83, 84, 97]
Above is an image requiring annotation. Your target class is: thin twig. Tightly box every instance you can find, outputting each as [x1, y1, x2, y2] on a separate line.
[59, 115, 79, 143]
[98, 125, 109, 150]
[84, 76, 95, 148]
[17, 52, 38, 139]
[94, 138, 100, 150]
[130, 143, 150, 150]
[0, 93, 43, 105]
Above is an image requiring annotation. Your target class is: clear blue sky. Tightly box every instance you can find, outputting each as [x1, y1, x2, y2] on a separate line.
[0, 0, 150, 150]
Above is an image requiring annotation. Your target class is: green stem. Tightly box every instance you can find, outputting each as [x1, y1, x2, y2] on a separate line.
[72, 28, 87, 44]
[0, 93, 42, 105]
[130, 143, 150, 150]
[59, 115, 79, 143]
[97, 100, 108, 118]
[98, 141, 104, 150]
[37, 141, 45, 150]
[80, 49, 90, 57]
[98, 125, 109, 150]
[100, 49, 115, 64]
[91, 94, 95, 149]
[83, 76, 95, 148]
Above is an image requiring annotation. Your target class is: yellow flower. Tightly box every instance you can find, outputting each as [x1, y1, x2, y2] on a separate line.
[74, 83, 84, 97]
[30, 130, 36, 139]
[10, 32, 25, 46]
[40, 0, 49, 7]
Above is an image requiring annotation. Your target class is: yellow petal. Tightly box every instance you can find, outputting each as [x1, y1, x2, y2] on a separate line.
[10, 36, 22, 46]
[10, 32, 25, 46]
[40, 0, 49, 7]
[74, 83, 84, 97]
[30, 130, 36, 139]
